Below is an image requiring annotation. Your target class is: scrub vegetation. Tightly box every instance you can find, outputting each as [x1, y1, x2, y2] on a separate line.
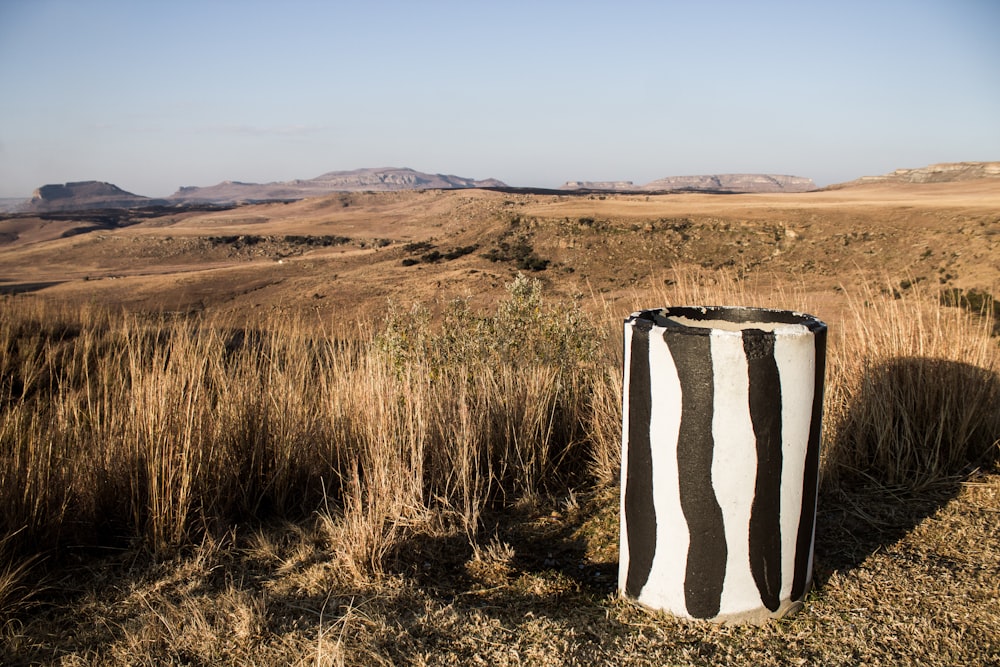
[1, 270, 998, 665]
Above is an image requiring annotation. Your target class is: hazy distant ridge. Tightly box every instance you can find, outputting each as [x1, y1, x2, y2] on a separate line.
[169, 167, 508, 204]
[13, 168, 507, 212]
[14, 162, 999, 213]
[561, 173, 816, 193]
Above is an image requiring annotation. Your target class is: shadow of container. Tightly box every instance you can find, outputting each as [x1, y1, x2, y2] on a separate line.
[815, 356, 1000, 577]
[619, 307, 826, 623]
[826, 357, 1000, 492]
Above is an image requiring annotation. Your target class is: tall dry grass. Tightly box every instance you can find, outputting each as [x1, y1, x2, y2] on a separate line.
[822, 282, 1000, 490]
[0, 276, 608, 611]
[2, 271, 998, 622]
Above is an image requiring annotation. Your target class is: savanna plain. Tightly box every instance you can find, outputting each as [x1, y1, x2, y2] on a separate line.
[1, 181, 999, 665]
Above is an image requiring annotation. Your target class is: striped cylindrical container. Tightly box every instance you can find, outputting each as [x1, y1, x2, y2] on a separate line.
[619, 306, 827, 623]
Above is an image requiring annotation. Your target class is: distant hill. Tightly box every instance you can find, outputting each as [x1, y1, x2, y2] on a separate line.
[168, 167, 508, 204]
[17, 162, 998, 213]
[23, 181, 167, 212]
[12, 169, 507, 212]
[561, 174, 816, 193]
[829, 161, 1000, 188]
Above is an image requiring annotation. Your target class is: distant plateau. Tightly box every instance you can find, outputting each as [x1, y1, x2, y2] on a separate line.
[6, 162, 999, 213]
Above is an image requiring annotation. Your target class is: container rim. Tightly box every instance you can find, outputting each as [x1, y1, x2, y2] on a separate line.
[626, 306, 827, 335]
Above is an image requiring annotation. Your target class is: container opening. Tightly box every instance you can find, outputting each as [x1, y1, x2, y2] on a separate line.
[664, 315, 798, 332]
[634, 306, 825, 334]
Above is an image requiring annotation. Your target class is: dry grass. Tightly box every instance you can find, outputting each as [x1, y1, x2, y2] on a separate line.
[824, 281, 1000, 490]
[0, 276, 605, 608]
[1, 270, 999, 665]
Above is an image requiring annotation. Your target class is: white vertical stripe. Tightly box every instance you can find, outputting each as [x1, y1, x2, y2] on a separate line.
[638, 326, 690, 615]
[618, 323, 633, 595]
[710, 330, 761, 617]
[774, 324, 815, 602]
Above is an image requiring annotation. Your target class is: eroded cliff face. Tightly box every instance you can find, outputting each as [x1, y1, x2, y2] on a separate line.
[640, 173, 816, 193]
[836, 162, 1000, 187]
[561, 180, 637, 191]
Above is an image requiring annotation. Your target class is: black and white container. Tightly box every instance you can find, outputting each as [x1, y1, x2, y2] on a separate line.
[619, 307, 827, 623]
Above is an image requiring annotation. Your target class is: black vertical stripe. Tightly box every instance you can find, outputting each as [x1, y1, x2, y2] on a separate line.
[791, 327, 827, 601]
[665, 331, 726, 619]
[744, 332, 783, 612]
[624, 322, 656, 598]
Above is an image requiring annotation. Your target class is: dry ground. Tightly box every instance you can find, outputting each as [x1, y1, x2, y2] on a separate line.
[1, 180, 999, 665]
[4, 474, 998, 665]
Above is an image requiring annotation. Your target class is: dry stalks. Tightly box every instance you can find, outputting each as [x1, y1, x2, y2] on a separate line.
[0, 276, 607, 600]
[2, 270, 998, 653]
[823, 280, 1000, 490]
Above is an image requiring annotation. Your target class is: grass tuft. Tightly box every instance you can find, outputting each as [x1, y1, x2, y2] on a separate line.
[823, 281, 1000, 490]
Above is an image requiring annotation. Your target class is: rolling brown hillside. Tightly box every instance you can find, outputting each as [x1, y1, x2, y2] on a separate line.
[1, 180, 998, 327]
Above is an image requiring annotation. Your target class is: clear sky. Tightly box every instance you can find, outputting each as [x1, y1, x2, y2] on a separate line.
[1, 0, 998, 197]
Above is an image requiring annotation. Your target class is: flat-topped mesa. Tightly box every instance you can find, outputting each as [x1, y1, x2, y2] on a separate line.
[26, 181, 164, 212]
[32, 181, 130, 202]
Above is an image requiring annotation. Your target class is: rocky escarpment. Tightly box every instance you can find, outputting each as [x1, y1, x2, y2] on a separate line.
[642, 173, 816, 193]
[25, 181, 166, 212]
[831, 161, 1000, 187]
[169, 167, 508, 204]
[560, 174, 816, 193]
[561, 180, 637, 191]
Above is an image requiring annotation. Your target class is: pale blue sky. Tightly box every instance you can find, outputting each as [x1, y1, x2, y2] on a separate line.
[1, 0, 998, 197]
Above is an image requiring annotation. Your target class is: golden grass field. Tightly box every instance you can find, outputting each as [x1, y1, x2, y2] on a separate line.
[1, 180, 998, 664]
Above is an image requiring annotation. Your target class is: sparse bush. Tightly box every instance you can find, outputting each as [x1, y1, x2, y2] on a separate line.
[443, 244, 478, 260]
[400, 241, 476, 265]
[421, 249, 443, 263]
[518, 255, 550, 271]
[482, 236, 549, 271]
[375, 274, 604, 505]
[283, 234, 351, 247]
[402, 241, 435, 253]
